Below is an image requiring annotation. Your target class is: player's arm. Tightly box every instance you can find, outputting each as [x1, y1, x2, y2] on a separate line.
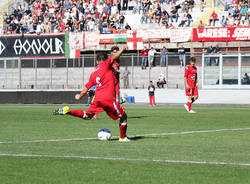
[75, 87, 89, 100]
[110, 45, 127, 63]
[112, 64, 120, 73]
[184, 76, 190, 90]
[184, 68, 190, 90]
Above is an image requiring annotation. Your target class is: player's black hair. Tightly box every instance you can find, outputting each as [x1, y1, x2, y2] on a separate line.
[111, 46, 119, 52]
[190, 57, 196, 63]
[150, 81, 153, 83]
[96, 52, 108, 61]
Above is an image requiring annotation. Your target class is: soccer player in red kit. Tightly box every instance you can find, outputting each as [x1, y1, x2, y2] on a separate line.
[110, 46, 121, 102]
[184, 57, 198, 113]
[54, 46, 130, 142]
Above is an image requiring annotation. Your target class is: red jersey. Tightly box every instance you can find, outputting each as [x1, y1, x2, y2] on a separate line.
[141, 49, 149, 56]
[85, 56, 115, 101]
[184, 65, 197, 88]
[112, 59, 120, 81]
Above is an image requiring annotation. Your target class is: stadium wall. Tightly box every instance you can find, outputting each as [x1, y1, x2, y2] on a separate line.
[0, 90, 87, 104]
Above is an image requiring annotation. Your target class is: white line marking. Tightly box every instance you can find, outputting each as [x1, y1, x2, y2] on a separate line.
[0, 153, 250, 167]
[0, 127, 250, 144]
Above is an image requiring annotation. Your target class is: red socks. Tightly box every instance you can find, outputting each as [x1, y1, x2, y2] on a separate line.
[186, 100, 192, 111]
[69, 110, 86, 118]
[119, 122, 127, 139]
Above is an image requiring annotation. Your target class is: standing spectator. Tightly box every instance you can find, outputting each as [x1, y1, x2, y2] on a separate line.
[148, 47, 157, 68]
[161, 46, 168, 67]
[148, 81, 156, 106]
[213, 44, 221, 66]
[122, 0, 128, 10]
[122, 66, 130, 88]
[119, 12, 125, 30]
[206, 45, 213, 66]
[209, 11, 219, 26]
[141, 46, 149, 69]
[178, 44, 185, 66]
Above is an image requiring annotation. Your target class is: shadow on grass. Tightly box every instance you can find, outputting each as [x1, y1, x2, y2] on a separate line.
[109, 135, 168, 142]
[128, 115, 150, 119]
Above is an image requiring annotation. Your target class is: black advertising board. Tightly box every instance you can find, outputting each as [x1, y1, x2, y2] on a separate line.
[0, 34, 65, 58]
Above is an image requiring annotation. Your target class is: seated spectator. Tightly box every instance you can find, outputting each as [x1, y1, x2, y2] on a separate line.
[154, 5, 162, 24]
[178, 14, 187, 27]
[225, 0, 233, 11]
[233, 6, 241, 19]
[228, 5, 235, 14]
[170, 6, 179, 23]
[140, 9, 148, 24]
[125, 23, 131, 30]
[221, 16, 228, 27]
[148, 8, 155, 23]
[228, 13, 235, 26]
[200, 0, 206, 12]
[186, 12, 193, 26]
[243, 73, 250, 84]
[239, 3, 247, 20]
[157, 73, 166, 88]
[198, 20, 205, 28]
[209, 11, 219, 26]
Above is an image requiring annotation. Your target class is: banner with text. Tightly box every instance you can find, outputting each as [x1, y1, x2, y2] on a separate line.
[0, 34, 65, 57]
[170, 28, 192, 42]
[193, 27, 250, 42]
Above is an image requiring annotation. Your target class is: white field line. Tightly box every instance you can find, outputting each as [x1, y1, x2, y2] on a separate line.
[0, 153, 250, 167]
[0, 127, 250, 144]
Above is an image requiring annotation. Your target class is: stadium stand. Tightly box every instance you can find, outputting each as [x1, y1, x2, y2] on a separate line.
[1, 0, 248, 35]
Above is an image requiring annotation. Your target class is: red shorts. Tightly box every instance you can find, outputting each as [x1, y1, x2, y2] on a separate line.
[185, 86, 198, 96]
[86, 99, 125, 120]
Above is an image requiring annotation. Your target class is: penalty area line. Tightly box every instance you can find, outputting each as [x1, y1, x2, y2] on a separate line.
[0, 153, 250, 167]
[0, 127, 250, 144]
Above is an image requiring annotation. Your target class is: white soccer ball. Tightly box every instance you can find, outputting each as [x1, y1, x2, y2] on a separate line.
[97, 128, 112, 141]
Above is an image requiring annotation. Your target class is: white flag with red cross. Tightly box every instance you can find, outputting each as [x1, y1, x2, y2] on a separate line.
[127, 30, 143, 50]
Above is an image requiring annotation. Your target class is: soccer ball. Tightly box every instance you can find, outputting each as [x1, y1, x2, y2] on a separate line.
[97, 128, 112, 141]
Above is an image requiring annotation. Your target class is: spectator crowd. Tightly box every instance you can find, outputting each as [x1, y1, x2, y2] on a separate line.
[1, 0, 250, 35]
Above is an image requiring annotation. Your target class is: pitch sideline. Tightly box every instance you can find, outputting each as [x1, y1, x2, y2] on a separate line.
[0, 127, 250, 144]
[0, 153, 250, 167]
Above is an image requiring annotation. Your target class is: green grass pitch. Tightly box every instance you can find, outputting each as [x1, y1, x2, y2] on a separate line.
[0, 104, 250, 184]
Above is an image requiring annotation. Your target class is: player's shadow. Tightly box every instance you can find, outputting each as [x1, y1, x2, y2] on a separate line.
[109, 136, 166, 141]
[128, 115, 149, 119]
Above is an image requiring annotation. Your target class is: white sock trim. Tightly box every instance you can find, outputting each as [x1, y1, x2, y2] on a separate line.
[83, 111, 86, 119]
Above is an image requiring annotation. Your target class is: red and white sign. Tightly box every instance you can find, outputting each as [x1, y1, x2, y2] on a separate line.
[69, 32, 84, 50]
[170, 28, 192, 42]
[142, 29, 170, 40]
[85, 31, 100, 47]
[193, 27, 250, 41]
[127, 30, 143, 50]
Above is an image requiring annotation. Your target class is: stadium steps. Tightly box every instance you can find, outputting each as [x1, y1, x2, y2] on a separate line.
[193, 0, 223, 27]
[0, 0, 15, 30]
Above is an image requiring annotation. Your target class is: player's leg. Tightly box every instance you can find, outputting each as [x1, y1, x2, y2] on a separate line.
[184, 88, 193, 112]
[149, 95, 153, 106]
[102, 100, 130, 142]
[152, 95, 156, 106]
